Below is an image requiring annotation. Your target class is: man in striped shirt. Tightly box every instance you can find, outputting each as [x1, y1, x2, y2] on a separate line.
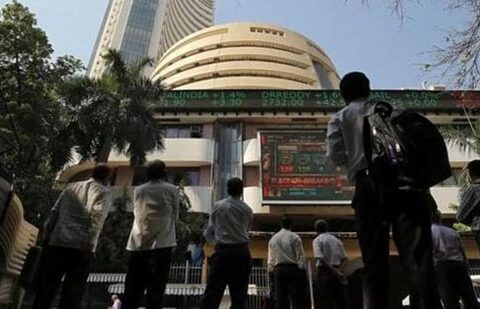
[457, 160, 480, 251]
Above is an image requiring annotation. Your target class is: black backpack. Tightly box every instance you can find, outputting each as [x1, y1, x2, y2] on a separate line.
[363, 101, 451, 189]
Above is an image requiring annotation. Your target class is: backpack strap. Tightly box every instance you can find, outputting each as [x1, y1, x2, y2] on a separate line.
[371, 101, 393, 117]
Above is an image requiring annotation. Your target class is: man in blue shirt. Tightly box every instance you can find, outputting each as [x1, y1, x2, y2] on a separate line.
[200, 178, 253, 309]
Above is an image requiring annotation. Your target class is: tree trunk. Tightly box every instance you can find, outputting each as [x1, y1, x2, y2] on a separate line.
[97, 135, 112, 163]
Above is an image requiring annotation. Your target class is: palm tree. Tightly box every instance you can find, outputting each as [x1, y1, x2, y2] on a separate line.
[441, 120, 480, 231]
[58, 49, 164, 167]
[441, 119, 480, 190]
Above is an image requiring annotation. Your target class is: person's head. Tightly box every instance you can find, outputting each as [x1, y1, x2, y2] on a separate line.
[431, 209, 442, 224]
[111, 294, 119, 301]
[314, 219, 329, 234]
[227, 177, 243, 197]
[339, 71, 370, 104]
[147, 160, 167, 181]
[280, 215, 292, 230]
[467, 160, 480, 181]
[92, 164, 112, 184]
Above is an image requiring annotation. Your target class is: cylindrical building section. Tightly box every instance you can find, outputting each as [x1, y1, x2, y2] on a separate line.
[151, 22, 340, 89]
[157, 0, 215, 58]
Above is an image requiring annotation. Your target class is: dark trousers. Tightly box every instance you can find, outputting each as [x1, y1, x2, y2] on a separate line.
[353, 174, 442, 309]
[436, 260, 479, 309]
[316, 266, 349, 309]
[274, 264, 307, 309]
[474, 231, 480, 254]
[200, 244, 251, 309]
[32, 246, 93, 309]
[123, 247, 173, 309]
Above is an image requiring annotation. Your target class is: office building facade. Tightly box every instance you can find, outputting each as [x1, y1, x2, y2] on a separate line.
[87, 0, 215, 78]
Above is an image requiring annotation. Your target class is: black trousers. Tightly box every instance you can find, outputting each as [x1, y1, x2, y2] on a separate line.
[316, 266, 349, 309]
[353, 174, 442, 309]
[123, 247, 173, 309]
[474, 231, 480, 254]
[32, 246, 93, 309]
[200, 244, 251, 309]
[436, 260, 479, 309]
[274, 264, 307, 309]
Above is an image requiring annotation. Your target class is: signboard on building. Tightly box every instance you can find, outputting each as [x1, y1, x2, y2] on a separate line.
[259, 130, 353, 205]
[151, 90, 480, 112]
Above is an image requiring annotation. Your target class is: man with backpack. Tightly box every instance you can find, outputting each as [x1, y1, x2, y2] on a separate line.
[457, 160, 480, 251]
[326, 72, 444, 309]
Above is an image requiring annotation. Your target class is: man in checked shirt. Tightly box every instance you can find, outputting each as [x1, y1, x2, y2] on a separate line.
[457, 160, 480, 251]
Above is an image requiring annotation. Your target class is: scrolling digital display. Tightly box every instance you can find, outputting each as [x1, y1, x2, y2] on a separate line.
[151, 90, 480, 111]
[259, 131, 353, 204]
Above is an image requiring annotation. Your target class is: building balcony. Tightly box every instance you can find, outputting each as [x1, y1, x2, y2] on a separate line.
[243, 138, 259, 166]
[183, 186, 213, 213]
[244, 186, 268, 213]
[430, 186, 459, 215]
[108, 138, 214, 167]
[447, 143, 479, 167]
[111, 185, 212, 213]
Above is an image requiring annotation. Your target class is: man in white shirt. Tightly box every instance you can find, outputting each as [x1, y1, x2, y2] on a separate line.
[200, 177, 253, 309]
[312, 219, 349, 309]
[431, 210, 479, 309]
[326, 72, 441, 309]
[123, 160, 179, 309]
[267, 216, 307, 309]
[33, 164, 112, 309]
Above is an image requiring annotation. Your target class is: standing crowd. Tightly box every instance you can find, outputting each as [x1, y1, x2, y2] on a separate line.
[29, 72, 480, 309]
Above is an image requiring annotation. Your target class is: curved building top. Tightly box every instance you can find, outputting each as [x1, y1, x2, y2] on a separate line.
[150, 22, 340, 90]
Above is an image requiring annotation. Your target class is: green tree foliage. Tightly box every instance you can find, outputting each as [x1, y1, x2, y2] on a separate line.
[0, 1, 82, 225]
[175, 186, 208, 261]
[93, 189, 133, 272]
[57, 49, 164, 167]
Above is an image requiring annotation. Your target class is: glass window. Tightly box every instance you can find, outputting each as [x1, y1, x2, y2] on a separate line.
[313, 61, 333, 89]
[167, 168, 201, 186]
[120, 0, 159, 63]
[164, 125, 203, 138]
[132, 167, 200, 186]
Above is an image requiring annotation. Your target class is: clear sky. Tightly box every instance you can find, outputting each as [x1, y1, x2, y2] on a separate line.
[0, 0, 470, 89]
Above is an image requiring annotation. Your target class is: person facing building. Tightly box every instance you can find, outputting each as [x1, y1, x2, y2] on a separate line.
[312, 219, 349, 309]
[267, 216, 307, 309]
[457, 159, 480, 251]
[33, 164, 112, 309]
[431, 209, 479, 309]
[123, 160, 180, 309]
[326, 71, 442, 309]
[200, 177, 253, 309]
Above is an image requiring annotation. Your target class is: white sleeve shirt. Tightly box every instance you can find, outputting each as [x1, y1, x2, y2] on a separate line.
[326, 100, 374, 184]
[126, 180, 179, 251]
[48, 178, 111, 252]
[267, 229, 306, 272]
[312, 233, 347, 267]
